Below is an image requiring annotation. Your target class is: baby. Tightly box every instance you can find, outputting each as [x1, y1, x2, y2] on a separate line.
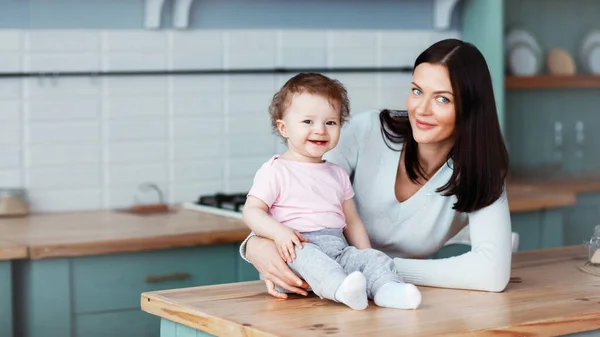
[242, 72, 421, 310]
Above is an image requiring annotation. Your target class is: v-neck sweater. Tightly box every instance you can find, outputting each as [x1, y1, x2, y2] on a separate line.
[240, 110, 513, 292]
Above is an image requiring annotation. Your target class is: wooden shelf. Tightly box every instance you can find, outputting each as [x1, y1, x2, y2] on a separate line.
[505, 75, 600, 89]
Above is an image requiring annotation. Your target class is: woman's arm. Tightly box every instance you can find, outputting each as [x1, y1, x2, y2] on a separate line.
[393, 191, 512, 292]
[342, 198, 371, 249]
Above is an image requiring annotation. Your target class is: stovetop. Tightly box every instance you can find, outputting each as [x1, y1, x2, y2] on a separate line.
[182, 192, 248, 219]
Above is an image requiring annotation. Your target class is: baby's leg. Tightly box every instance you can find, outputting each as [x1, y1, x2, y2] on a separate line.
[288, 242, 367, 310]
[338, 247, 421, 309]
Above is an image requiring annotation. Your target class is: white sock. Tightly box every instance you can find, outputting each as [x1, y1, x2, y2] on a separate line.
[334, 271, 368, 310]
[374, 282, 422, 309]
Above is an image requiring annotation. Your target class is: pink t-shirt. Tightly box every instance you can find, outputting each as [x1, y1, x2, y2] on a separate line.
[248, 155, 355, 232]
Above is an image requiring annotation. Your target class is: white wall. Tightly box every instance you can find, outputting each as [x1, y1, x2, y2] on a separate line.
[0, 29, 459, 212]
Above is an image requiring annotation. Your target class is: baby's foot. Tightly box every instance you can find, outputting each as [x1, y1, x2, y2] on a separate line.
[334, 271, 368, 310]
[374, 282, 422, 309]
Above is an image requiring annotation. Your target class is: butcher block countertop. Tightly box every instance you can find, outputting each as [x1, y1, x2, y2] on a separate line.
[0, 209, 249, 259]
[0, 180, 585, 260]
[0, 240, 27, 260]
[511, 173, 600, 194]
[142, 245, 600, 337]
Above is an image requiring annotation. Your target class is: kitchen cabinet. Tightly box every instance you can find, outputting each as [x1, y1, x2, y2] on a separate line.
[13, 244, 259, 337]
[0, 261, 13, 337]
[563, 193, 600, 245]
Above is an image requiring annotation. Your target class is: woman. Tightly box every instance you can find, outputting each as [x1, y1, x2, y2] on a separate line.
[240, 38, 512, 298]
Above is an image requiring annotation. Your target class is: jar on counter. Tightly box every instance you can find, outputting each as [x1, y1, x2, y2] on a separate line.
[589, 224, 600, 266]
[0, 188, 29, 217]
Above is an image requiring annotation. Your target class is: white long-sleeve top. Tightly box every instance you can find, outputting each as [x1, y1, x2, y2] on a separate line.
[241, 109, 512, 292]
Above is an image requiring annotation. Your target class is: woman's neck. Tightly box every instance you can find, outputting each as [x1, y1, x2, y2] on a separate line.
[416, 141, 453, 177]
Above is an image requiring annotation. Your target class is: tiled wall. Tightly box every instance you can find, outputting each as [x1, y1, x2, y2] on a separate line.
[0, 29, 459, 212]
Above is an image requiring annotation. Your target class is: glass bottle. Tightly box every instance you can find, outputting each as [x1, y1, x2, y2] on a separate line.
[589, 225, 600, 266]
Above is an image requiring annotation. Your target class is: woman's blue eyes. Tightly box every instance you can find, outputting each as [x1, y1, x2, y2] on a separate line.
[412, 88, 450, 104]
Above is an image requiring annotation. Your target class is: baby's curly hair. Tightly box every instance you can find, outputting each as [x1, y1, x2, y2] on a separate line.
[268, 73, 350, 139]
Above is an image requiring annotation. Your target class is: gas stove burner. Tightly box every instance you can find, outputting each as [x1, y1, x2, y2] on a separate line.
[197, 192, 247, 212]
[182, 192, 249, 219]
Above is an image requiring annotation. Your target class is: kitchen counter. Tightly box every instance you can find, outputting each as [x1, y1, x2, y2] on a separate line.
[0, 181, 580, 260]
[511, 173, 600, 194]
[142, 245, 600, 337]
[0, 209, 249, 259]
[0, 240, 27, 260]
[506, 184, 576, 212]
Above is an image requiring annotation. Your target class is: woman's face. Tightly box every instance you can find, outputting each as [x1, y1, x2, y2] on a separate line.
[406, 63, 456, 147]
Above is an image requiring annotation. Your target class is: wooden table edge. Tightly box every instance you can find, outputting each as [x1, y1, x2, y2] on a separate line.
[141, 291, 279, 337]
[469, 311, 600, 336]
[27, 229, 250, 259]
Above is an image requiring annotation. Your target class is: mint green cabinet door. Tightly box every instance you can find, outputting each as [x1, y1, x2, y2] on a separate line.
[14, 244, 242, 337]
[75, 310, 159, 337]
[564, 193, 600, 246]
[72, 244, 238, 314]
[236, 255, 259, 282]
[0, 261, 13, 337]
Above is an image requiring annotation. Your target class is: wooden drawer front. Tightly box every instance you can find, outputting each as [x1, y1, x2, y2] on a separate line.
[72, 244, 237, 314]
[0, 262, 13, 337]
[74, 309, 158, 337]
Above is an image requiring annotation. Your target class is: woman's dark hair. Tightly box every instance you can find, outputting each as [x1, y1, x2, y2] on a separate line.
[380, 38, 509, 213]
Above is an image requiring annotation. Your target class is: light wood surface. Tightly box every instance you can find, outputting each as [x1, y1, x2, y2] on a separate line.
[506, 185, 576, 212]
[141, 245, 600, 337]
[511, 175, 600, 194]
[0, 209, 249, 259]
[0, 240, 27, 260]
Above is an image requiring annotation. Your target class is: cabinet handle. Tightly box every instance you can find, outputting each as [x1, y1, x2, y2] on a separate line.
[145, 272, 191, 283]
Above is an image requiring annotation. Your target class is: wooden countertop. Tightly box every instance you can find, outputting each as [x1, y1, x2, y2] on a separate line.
[0, 209, 249, 259]
[0, 180, 584, 260]
[506, 184, 576, 212]
[141, 245, 600, 337]
[510, 173, 600, 194]
[0, 240, 27, 260]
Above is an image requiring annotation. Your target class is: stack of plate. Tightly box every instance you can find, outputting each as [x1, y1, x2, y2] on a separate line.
[579, 30, 600, 74]
[505, 28, 543, 76]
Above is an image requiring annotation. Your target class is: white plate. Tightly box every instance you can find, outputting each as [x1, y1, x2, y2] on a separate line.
[505, 28, 542, 76]
[584, 42, 600, 74]
[506, 28, 542, 55]
[506, 42, 541, 76]
[580, 30, 600, 73]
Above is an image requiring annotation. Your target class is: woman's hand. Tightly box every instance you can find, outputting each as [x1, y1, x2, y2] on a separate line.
[246, 236, 310, 298]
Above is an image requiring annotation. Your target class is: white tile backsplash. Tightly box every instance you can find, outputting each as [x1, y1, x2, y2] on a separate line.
[26, 96, 100, 121]
[106, 95, 168, 118]
[0, 31, 22, 51]
[27, 166, 101, 189]
[1, 28, 460, 212]
[0, 170, 22, 187]
[0, 52, 21, 72]
[25, 31, 101, 52]
[0, 101, 21, 121]
[27, 144, 101, 167]
[108, 163, 168, 185]
[107, 141, 168, 164]
[172, 117, 224, 138]
[0, 147, 21, 169]
[0, 124, 21, 145]
[27, 121, 100, 144]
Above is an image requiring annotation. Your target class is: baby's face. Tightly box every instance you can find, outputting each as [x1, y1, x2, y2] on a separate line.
[276, 93, 341, 163]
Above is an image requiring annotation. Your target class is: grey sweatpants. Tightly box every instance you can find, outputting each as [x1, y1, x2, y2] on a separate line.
[286, 228, 401, 302]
